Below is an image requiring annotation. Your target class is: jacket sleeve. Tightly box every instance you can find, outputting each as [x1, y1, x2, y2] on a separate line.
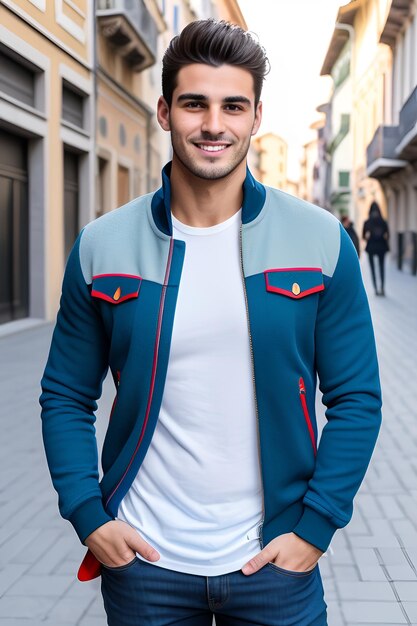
[39, 230, 113, 543]
[293, 223, 382, 552]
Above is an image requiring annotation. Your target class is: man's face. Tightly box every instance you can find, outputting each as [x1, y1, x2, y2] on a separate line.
[157, 63, 262, 180]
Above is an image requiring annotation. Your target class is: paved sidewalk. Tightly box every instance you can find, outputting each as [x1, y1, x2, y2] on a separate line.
[0, 255, 416, 625]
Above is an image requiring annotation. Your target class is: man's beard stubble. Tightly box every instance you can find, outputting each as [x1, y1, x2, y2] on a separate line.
[170, 129, 251, 181]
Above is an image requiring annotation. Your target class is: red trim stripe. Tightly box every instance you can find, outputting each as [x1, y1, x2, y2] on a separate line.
[105, 239, 174, 508]
[299, 377, 317, 456]
[264, 267, 323, 273]
[91, 290, 140, 304]
[92, 273, 142, 280]
[265, 284, 324, 298]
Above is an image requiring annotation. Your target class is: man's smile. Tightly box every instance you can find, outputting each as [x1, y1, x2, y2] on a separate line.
[193, 142, 231, 153]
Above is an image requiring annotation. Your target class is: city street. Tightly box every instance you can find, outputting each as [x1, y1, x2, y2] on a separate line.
[1, 256, 416, 626]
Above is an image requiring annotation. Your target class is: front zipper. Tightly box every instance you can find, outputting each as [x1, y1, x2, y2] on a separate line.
[299, 377, 317, 456]
[105, 238, 174, 509]
[239, 225, 265, 547]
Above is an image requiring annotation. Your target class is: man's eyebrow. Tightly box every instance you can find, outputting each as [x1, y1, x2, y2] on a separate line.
[177, 93, 207, 102]
[176, 94, 252, 105]
[223, 96, 251, 105]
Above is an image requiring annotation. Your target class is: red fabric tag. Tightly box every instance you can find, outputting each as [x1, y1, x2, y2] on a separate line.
[78, 549, 101, 581]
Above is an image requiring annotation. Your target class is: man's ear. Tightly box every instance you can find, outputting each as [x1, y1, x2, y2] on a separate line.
[251, 101, 262, 136]
[157, 96, 171, 131]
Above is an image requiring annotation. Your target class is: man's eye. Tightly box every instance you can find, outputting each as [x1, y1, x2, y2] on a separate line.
[186, 102, 204, 108]
[225, 104, 242, 111]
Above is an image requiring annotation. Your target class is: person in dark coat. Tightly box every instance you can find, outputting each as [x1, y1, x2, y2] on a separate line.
[341, 215, 360, 257]
[362, 202, 389, 296]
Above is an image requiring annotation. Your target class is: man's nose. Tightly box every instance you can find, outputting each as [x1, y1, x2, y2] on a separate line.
[201, 108, 225, 136]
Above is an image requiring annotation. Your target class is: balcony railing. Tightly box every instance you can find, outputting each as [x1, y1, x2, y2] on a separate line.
[97, 0, 158, 72]
[366, 125, 406, 178]
[398, 85, 417, 149]
[367, 125, 399, 162]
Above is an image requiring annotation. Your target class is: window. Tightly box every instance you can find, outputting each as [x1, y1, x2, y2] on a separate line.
[0, 46, 36, 107]
[97, 157, 110, 218]
[338, 171, 350, 188]
[62, 81, 84, 129]
[63, 150, 80, 259]
[118, 165, 130, 206]
[0, 129, 29, 323]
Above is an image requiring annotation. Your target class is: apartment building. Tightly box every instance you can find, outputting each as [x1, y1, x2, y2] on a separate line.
[0, 0, 95, 324]
[253, 133, 288, 190]
[299, 138, 319, 203]
[318, 0, 392, 232]
[366, 0, 417, 274]
[320, 32, 354, 217]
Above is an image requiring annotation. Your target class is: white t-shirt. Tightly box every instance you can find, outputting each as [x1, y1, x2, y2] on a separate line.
[118, 209, 263, 575]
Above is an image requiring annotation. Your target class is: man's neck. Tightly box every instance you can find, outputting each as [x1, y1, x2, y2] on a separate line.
[169, 158, 246, 227]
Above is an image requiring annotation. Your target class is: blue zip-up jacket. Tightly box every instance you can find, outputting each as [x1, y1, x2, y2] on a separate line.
[40, 163, 382, 580]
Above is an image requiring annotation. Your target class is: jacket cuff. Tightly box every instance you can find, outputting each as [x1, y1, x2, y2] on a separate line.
[69, 497, 113, 544]
[292, 506, 339, 553]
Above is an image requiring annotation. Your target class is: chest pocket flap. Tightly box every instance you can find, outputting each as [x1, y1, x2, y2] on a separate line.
[91, 274, 142, 304]
[264, 268, 324, 299]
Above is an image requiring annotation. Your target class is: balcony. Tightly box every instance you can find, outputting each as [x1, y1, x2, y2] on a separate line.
[396, 86, 417, 159]
[380, 0, 413, 47]
[366, 125, 407, 178]
[97, 0, 158, 72]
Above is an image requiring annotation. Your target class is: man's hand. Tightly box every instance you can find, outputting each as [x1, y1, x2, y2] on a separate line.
[241, 532, 323, 576]
[85, 520, 160, 568]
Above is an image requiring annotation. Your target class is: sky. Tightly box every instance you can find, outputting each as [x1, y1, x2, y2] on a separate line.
[238, 0, 343, 180]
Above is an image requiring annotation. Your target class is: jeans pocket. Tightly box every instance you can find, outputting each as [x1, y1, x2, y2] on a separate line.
[267, 562, 317, 578]
[101, 557, 139, 573]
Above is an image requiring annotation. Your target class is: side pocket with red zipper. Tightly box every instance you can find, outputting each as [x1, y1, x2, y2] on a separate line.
[299, 378, 317, 456]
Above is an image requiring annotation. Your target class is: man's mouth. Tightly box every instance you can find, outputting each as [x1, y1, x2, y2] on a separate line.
[194, 143, 231, 153]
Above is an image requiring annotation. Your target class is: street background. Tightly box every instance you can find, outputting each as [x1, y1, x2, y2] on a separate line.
[1, 256, 417, 626]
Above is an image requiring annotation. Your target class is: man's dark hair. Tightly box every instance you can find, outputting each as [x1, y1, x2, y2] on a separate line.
[162, 19, 269, 108]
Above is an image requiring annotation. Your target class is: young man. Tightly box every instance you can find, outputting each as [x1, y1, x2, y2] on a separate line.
[40, 19, 382, 626]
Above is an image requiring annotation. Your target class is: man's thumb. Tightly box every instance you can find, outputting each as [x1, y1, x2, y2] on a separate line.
[126, 529, 160, 562]
[241, 547, 273, 575]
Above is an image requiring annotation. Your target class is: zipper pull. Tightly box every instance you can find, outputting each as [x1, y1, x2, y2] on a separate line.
[299, 377, 306, 394]
[116, 370, 121, 387]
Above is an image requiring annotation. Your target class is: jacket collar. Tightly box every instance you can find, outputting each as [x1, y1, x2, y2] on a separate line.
[151, 161, 266, 236]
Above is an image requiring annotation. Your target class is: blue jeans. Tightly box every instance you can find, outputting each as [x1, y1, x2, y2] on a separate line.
[101, 557, 327, 625]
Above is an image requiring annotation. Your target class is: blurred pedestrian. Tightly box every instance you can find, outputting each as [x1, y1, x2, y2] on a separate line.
[341, 215, 360, 257]
[362, 202, 389, 296]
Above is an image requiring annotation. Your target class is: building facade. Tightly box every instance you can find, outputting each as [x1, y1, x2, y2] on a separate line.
[95, 0, 167, 218]
[0, 0, 95, 324]
[318, 0, 392, 235]
[253, 133, 288, 190]
[366, 0, 417, 274]
[299, 138, 319, 203]
[321, 35, 354, 217]
[310, 110, 332, 211]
